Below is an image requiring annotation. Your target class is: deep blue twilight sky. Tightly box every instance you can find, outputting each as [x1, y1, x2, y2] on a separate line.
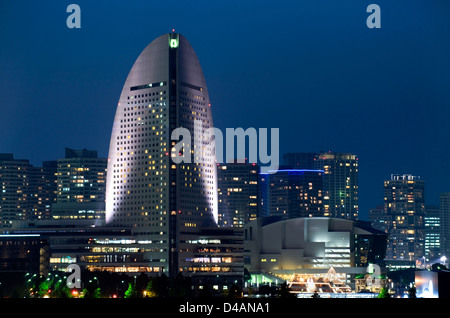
[1, 0, 450, 220]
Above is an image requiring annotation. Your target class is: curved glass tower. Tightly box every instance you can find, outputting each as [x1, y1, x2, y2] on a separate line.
[105, 33, 218, 275]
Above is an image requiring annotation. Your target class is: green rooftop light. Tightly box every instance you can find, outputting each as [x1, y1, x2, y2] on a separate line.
[170, 38, 178, 48]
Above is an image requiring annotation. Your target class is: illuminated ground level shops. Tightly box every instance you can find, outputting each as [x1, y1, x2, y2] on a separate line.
[246, 266, 385, 297]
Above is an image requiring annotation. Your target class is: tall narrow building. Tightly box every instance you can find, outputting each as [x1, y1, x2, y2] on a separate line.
[424, 205, 440, 261]
[440, 192, 450, 260]
[105, 33, 218, 277]
[314, 152, 359, 220]
[217, 162, 259, 227]
[28, 161, 57, 221]
[0, 154, 32, 227]
[384, 174, 425, 262]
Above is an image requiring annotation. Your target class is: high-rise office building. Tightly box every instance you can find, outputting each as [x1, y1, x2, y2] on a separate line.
[28, 161, 58, 221]
[52, 148, 107, 220]
[383, 174, 425, 262]
[0, 154, 32, 227]
[314, 152, 359, 220]
[424, 205, 440, 261]
[217, 162, 259, 227]
[0, 154, 57, 227]
[259, 169, 324, 219]
[440, 192, 450, 259]
[105, 33, 221, 277]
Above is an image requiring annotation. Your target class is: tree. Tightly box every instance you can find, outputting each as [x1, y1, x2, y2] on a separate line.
[145, 275, 169, 298]
[124, 283, 138, 298]
[144, 280, 158, 298]
[377, 287, 391, 298]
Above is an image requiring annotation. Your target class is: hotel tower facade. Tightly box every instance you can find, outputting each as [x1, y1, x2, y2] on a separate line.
[105, 33, 219, 277]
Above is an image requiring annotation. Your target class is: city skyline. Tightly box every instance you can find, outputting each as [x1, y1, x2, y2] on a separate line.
[2, 0, 450, 221]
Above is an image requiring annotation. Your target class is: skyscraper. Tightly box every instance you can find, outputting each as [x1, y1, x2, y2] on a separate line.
[52, 148, 107, 220]
[105, 33, 219, 277]
[424, 205, 440, 261]
[440, 192, 450, 259]
[28, 161, 57, 221]
[259, 169, 324, 219]
[217, 162, 259, 227]
[0, 154, 57, 226]
[314, 152, 359, 220]
[384, 174, 425, 262]
[0, 154, 32, 227]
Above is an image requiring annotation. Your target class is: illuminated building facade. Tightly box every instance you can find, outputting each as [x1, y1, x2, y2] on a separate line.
[3, 220, 150, 273]
[259, 169, 324, 219]
[28, 161, 58, 221]
[0, 154, 57, 227]
[244, 217, 386, 293]
[0, 154, 33, 227]
[217, 162, 259, 227]
[424, 205, 441, 261]
[383, 174, 425, 262]
[314, 152, 359, 220]
[105, 33, 218, 277]
[180, 227, 244, 289]
[244, 217, 385, 272]
[52, 148, 107, 220]
[439, 192, 450, 260]
[282, 152, 359, 220]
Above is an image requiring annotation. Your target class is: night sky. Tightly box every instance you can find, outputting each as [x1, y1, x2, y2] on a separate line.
[1, 0, 450, 220]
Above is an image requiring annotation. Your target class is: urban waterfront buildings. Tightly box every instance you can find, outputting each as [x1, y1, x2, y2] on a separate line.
[4, 26, 447, 297]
